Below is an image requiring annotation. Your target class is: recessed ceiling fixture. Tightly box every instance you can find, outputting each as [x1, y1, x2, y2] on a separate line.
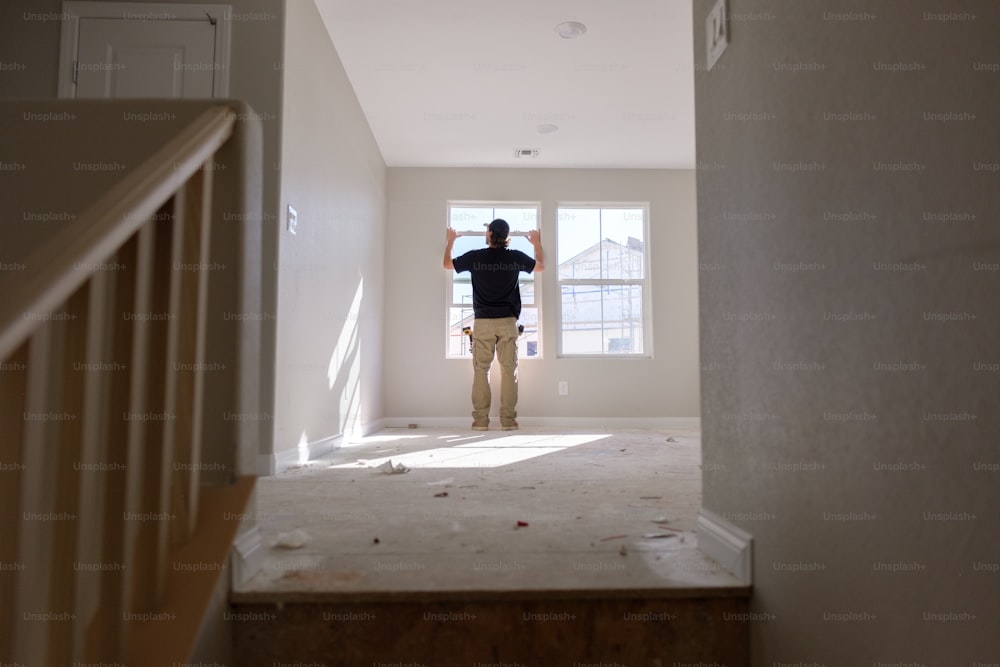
[555, 21, 587, 39]
[514, 148, 540, 159]
[536, 124, 558, 134]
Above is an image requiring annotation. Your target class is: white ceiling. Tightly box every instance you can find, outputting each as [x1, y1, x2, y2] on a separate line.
[314, 0, 696, 169]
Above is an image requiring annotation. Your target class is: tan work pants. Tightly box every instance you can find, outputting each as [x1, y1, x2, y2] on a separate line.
[471, 317, 519, 425]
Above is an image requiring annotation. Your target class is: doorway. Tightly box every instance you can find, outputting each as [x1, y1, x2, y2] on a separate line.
[57, 1, 231, 98]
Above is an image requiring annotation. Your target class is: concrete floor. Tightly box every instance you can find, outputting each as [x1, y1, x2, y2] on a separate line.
[234, 426, 745, 602]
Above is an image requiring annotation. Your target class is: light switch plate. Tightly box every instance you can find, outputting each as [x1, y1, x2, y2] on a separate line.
[706, 0, 729, 70]
[287, 204, 297, 235]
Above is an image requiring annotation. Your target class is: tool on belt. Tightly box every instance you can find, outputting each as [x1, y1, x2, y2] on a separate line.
[463, 324, 524, 354]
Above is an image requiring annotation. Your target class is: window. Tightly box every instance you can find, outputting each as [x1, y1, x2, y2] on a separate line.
[557, 204, 650, 356]
[446, 202, 541, 359]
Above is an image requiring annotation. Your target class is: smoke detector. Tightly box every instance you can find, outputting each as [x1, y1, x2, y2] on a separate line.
[514, 148, 540, 158]
[555, 21, 587, 39]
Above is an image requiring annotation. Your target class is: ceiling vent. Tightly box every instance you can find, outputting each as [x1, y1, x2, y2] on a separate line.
[514, 148, 540, 159]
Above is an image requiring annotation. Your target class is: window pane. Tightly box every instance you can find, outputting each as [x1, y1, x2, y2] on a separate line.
[560, 284, 643, 355]
[602, 285, 643, 355]
[448, 307, 476, 357]
[560, 284, 604, 355]
[599, 235, 644, 280]
[447, 202, 541, 359]
[493, 207, 537, 232]
[449, 307, 539, 358]
[519, 279, 535, 306]
[508, 234, 534, 257]
[450, 207, 493, 231]
[452, 281, 473, 306]
[558, 208, 600, 267]
[518, 307, 539, 358]
[599, 209, 645, 279]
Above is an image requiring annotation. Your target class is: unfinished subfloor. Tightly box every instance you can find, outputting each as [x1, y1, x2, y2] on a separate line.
[234, 426, 745, 600]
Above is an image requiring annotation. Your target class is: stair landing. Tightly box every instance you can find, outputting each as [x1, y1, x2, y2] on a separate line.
[231, 427, 749, 666]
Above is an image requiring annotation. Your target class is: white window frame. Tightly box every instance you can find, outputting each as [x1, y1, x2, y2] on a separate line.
[555, 202, 652, 358]
[445, 201, 542, 360]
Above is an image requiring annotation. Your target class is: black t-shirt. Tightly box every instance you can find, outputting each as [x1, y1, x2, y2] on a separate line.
[452, 247, 536, 319]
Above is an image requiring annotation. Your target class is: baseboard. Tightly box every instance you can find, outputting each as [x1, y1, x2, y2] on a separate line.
[258, 433, 342, 476]
[696, 507, 753, 585]
[231, 524, 263, 589]
[360, 417, 386, 437]
[382, 417, 702, 431]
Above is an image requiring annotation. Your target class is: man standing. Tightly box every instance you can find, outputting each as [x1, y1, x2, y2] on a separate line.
[443, 219, 545, 431]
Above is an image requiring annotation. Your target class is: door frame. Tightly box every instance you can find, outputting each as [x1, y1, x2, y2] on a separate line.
[57, 1, 233, 98]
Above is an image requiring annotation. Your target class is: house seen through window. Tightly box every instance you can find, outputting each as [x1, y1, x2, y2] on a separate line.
[557, 204, 650, 356]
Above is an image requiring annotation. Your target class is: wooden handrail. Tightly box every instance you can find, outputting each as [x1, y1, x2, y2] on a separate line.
[0, 102, 255, 665]
[0, 106, 234, 360]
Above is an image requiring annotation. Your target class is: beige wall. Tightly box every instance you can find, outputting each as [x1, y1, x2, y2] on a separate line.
[273, 0, 386, 463]
[385, 167, 700, 423]
[693, 0, 1000, 663]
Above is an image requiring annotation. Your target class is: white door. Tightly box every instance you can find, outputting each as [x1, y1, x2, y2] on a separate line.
[59, 2, 231, 99]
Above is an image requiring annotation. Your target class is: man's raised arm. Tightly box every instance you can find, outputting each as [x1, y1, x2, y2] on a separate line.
[443, 227, 457, 270]
[528, 229, 545, 272]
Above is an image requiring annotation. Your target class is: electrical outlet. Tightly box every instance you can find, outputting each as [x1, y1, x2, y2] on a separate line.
[706, 0, 729, 70]
[558, 381, 569, 396]
[287, 204, 297, 235]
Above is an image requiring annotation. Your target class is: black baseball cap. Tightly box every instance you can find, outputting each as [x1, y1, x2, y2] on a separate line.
[486, 218, 509, 239]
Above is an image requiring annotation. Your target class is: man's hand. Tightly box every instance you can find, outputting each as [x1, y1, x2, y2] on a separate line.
[443, 227, 457, 269]
[527, 229, 541, 244]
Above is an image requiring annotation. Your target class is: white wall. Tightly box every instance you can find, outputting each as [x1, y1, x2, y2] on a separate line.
[273, 0, 386, 465]
[385, 168, 699, 423]
[693, 1, 1000, 664]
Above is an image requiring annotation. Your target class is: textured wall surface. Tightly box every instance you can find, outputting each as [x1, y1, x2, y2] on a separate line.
[693, 0, 1000, 663]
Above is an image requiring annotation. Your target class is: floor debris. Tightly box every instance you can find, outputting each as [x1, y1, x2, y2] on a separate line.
[516, 520, 529, 528]
[434, 492, 449, 498]
[643, 532, 676, 539]
[619, 544, 628, 556]
[273, 529, 310, 549]
[376, 459, 409, 474]
[599, 534, 628, 542]
[666, 437, 677, 442]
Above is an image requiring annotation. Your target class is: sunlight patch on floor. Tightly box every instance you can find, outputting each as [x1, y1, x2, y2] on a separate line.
[327, 433, 610, 469]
